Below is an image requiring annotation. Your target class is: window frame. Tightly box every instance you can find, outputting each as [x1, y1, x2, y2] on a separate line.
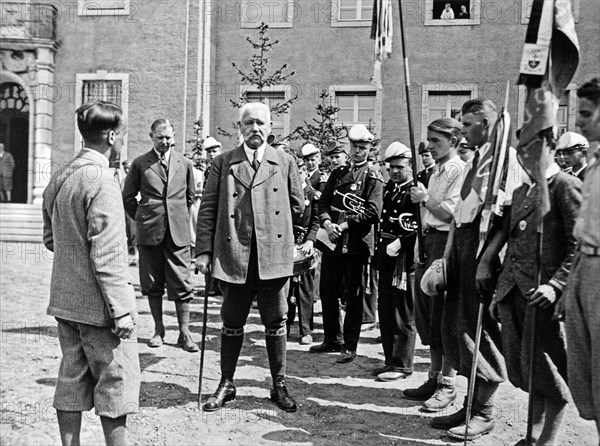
[74, 72, 130, 160]
[516, 83, 577, 134]
[327, 84, 382, 147]
[77, 1, 131, 17]
[240, 0, 295, 29]
[331, 0, 374, 28]
[241, 85, 293, 137]
[420, 83, 478, 140]
[424, 0, 481, 26]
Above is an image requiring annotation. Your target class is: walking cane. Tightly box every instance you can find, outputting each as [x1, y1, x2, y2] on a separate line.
[197, 268, 211, 409]
[463, 300, 485, 445]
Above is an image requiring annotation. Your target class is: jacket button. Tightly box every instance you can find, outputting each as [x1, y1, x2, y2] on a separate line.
[273, 187, 278, 192]
[511, 257, 516, 262]
[233, 192, 238, 197]
[278, 234, 282, 238]
[227, 236, 232, 242]
[275, 210, 280, 215]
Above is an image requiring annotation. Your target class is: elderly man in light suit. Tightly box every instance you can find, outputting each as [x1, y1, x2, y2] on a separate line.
[196, 102, 304, 413]
[43, 101, 139, 445]
[123, 119, 198, 352]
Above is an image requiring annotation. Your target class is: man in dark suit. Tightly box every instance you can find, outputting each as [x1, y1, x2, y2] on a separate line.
[310, 124, 384, 363]
[123, 119, 198, 352]
[196, 102, 304, 413]
[416, 142, 435, 188]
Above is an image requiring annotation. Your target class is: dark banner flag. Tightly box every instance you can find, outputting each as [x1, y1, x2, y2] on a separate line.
[517, 0, 579, 223]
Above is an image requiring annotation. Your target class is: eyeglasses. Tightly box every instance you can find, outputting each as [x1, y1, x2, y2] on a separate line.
[556, 145, 586, 156]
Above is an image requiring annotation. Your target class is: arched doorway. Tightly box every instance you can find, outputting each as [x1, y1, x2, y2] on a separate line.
[0, 82, 29, 203]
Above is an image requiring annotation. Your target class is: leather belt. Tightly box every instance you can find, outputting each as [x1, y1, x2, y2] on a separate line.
[580, 244, 600, 256]
[424, 228, 448, 235]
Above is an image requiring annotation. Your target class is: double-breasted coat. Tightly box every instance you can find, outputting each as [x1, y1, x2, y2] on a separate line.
[196, 145, 305, 283]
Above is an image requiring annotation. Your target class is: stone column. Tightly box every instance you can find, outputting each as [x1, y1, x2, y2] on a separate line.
[32, 46, 56, 204]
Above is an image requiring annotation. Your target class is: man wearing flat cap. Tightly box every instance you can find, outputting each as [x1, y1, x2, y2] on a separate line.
[325, 143, 348, 169]
[311, 124, 383, 364]
[556, 131, 589, 181]
[371, 142, 419, 381]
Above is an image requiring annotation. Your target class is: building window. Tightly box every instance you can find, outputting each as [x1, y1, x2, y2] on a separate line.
[521, 0, 579, 24]
[78, 1, 130, 16]
[335, 92, 376, 125]
[241, 0, 294, 28]
[244, 87, 291, 138]
[517, 83, 577, 134]
[74, 72, 129, 160]
[421, 83, 478, 140]
[424, 0, 480, 26]
[331, 0, 373, 27]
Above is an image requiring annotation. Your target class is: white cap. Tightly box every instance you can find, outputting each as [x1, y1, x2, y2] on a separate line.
[348, 124, 374, 142]
[203, 136, 222, 150]
[301, 143, 320, 157]
[557, 132, 589, 150]
[384, 142, 411, 161]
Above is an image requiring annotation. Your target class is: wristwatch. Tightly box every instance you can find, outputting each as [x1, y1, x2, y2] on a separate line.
[422, 194, 430, 206]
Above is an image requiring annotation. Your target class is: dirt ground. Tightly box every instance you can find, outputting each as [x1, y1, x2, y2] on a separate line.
[0, 242, 598, 445]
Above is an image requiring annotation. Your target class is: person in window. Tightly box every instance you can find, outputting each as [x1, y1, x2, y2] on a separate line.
[441, 3, 455, 20]
[458, 5, 470, 19]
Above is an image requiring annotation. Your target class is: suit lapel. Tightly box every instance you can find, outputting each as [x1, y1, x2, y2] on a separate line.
[167, 151, 182, 187]
[252, 145, 278, 187]
[230, 145, 254, 190]
[147, 150, 167, 183]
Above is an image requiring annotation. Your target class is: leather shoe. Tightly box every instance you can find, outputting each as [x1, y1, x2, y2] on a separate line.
[371, 364, 393, 376]
[270, 377, 297, 412]
[430, 407, 466, 430]
[447, 414, 495, 440]
[336, 349, 356, 363]
[148, 331, 165, 348]
[309, 342, 343, 353]
[177, 334, 199, 352]
[203, 380, 236, 412]
[299, 335, 313, 345]
[377, 370, 412, 381]
[403, 377, 438, 401]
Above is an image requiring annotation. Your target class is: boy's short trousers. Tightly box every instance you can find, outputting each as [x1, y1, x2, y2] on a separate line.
[53, 318, 140, 418]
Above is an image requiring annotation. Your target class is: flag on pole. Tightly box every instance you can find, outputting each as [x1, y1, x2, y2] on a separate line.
[477, 104, 511, 257]
[517, 0, 579, 223]
[370, 0, 393, 86]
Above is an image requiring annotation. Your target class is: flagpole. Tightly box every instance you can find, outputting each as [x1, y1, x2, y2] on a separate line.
[397, 0, 425, 263]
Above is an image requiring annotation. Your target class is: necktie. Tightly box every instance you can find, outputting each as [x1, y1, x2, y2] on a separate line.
[160, 153, 168, 174]
[460, 150, 479, 200]
[252, 150, 260, 171]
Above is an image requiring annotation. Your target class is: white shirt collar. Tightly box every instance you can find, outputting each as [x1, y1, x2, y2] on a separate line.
[244, 142, 267, 164]
[81, 148, 109, 168]
[153, 147, 171, 163]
